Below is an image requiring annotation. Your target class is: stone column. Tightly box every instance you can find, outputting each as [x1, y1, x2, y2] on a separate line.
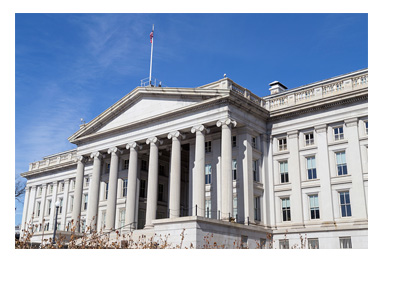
[106, 147, 120, 230]
[315, 124, 335, 223]
[191, 125, 209, 217]
[49, 181, 58, 231]
[125, 142, 141, 229]
[168, 131, 185, 218]
[145, 137, 162, 228]
[241, 132, 254, 224]
[21, 187, 31, 232]
[217, 118, 237, 220]
[287, 130, 304, 226]
[72, 156, 85, 232]
[87, 152, 103, 231]
[344, 118, 368, 219]
[61, 179, 70, 231]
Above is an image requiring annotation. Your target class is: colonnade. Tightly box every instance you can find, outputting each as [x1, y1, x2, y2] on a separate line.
[71, 118, 239, 232]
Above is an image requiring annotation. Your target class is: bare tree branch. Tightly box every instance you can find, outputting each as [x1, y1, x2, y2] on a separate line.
[15, 175, 26, 203]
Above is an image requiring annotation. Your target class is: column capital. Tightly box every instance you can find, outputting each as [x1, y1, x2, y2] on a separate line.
[126, 142, 143, 150]
[216, 118, 237, 128]
[315, 124, 327, 133]
[344, 117, 358, 127]
[90, 151, 104, 159]
[191, 124, 210, 134]
[167, 131, 186, 140]
[74, 155, 86, 163]
[107, 147, 122, 155]
[146, 136, 163, 145]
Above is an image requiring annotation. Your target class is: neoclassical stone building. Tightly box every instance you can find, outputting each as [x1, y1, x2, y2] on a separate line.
[20, 68, 368, 249]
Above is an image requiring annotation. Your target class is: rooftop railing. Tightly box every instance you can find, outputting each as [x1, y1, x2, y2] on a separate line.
[264, 70, 368, 111]
[29, 150, 77, 171]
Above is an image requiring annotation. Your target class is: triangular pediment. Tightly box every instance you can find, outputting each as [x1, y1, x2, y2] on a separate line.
[69, 86, 224, 143]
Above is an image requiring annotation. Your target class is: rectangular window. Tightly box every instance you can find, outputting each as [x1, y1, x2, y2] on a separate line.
[122, 179, 128, 197]
[279, 239, 289, 249]
[333, 126, 344, 141]
[205, 198, 211, 218]
[205, 164, 212, 184]
[309, 195, 320, 219]
[306, 156, 317, 180]
[232, 136, 237, 147]
[340, 191, 352, 217]
[159, 164, 165, 176]
[279, 161, 289, 183]
[278, 138, 287, 151]
[85, 177, 90, 187]
[36, 202, 41, 217]
[83, 194, 88, 210]
[232, 159, 237, 180]
[340, 237, 352, 249]
[336, 151, 348, 176]
[105, 183, 109, 200]
[38, 187, 42, 197]
[308, 238, 319, 249]
[59, 198, 63, 214]
[47, 200, 52, 215]
[254, 196, 261, 221]
[106, 163, 110, 173]
[119, 209, 126, 228]
[49, 184, 53, 194]
[61, 183, 64, 193]
[365, 120, 368, 135]
[140, 180, 146, 198]
[253, 160, 259, 182]
[158, 184, 164, 202]
[141, 160, 147, 171]
[252, 137, 257, 149]
[305, 132, 314, 146]
[282, 198, 291, 222]
[123, 159, 129, 170]
[205, 141, 212, 153]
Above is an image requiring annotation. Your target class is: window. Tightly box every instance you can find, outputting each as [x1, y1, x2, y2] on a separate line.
[159, 164, 165, 176]
[61, 183, 64, 192]
[232, 136, 237, 147]
[205, 198, 211, 218]
[123, 179, 128, 197]
[278, 138, 287, 151]
[336, 151, 348, 176]
[340, 237, 352, 249]
[282, 198, 291, 222]
[253, 160, 259, 182]
[309, 195, 320, 219]
[47, 200, 52, 215]
[38, 187, 42, 197]
[340, 191, 352, 217]
[232, 159, 237, 180]
[105, 183, 109, 200]
[252, 137, 257, 149]
[254, 196, 261, 221]
[305, 132, 314, 146]
[59, 198, 63, 214]
[85, 177, 90, 187]
[279, 161, 289, 183]
[205, 141, 212, 153]
[308, 238, 319, 249]
[364, 120, 368, 135]
[140, 180, 146, 198]
[36, 202, 41, 217]
[306, 156, 317, 180]
[205, 164, 212, 184]
[141, 160, 147, 171]
[279, 239, 289, 249]
[83, 194, 88, 210]
[119, 209, 126, 228]
[233, 196, 238, 220]
[158, 184, 164, 202]
[106, 163, 110, 173]
[123, 159, 129, 170]
[333, 126, 344, 141]
[49, 184, 53, 194]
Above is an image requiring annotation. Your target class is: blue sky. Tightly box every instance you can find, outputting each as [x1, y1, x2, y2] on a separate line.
[14, 13, 368, 225]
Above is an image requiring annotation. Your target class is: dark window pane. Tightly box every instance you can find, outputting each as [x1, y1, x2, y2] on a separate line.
[346, 205, 352, 217]
[343, 165, 347, 175]
[341, 205, 346, 216]
[316, 209, 320, 219]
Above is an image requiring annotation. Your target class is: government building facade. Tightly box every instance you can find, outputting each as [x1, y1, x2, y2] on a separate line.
[20, 68, 368, 249]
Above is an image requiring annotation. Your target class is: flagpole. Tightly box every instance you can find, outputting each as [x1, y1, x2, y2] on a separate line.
[149, 24, 154, 86]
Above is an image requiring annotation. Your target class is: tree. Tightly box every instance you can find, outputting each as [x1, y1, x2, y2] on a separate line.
[15, 175, 26, 203]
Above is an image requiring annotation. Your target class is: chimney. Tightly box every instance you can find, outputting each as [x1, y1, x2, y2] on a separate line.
[269, 81, 288, 95]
